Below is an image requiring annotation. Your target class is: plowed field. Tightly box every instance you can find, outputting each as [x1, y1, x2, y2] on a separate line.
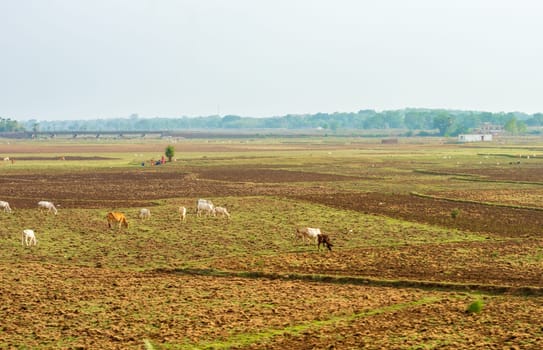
[1, 140, 543, 349]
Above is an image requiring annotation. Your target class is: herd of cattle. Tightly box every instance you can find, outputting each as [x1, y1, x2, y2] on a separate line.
[1, 198, 333, 251]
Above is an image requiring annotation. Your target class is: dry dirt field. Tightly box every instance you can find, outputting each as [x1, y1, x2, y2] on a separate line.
[1, 140, 543, 349]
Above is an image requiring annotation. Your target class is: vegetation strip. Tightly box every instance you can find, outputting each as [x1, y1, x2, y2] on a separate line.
[451, 176, 543, 187]
[414, 169, 543, 186]
[162, 268, 543, 296]
[413, 169, 482, 178]
[410, 191, 543, 211]
[476, 153, 542, 159]
[178, 297, 442, 349]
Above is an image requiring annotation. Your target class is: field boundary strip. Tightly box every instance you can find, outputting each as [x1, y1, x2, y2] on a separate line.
[451, 176, 543, 186]
[157, 296, 442, 350]
[0, 195, 153, 206]
[159, 268, 543, 296]
[413, 169, 482, 178]
[413, 169, 543, 186]
[410, 191, 543, 211]
[476, 153, 543, 158]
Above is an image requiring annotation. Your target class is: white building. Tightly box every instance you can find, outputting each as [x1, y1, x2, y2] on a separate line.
[477, 122, 503, 135]
[458, 134, 493, 142]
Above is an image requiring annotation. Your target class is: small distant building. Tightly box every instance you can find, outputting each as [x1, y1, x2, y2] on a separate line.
[458, 134, 493, 142]
[381, 138, 398, 144]
[476, 122, 503, 135]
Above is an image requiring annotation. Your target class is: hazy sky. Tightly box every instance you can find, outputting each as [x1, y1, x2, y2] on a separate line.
[1, 0, 542, 120]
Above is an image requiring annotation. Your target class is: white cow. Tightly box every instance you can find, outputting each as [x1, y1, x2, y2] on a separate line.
[139, 208, 151, 220]
[197, 199, 214, 217]
[0, 200, 12, 213]
[22, 229, 37, 246]
[38, 201, 58, 215]
[179, 206, 187, 222]
[213, 206, 231, 219]
[296, 227, 321, 244]
[197, 198, 213, 206]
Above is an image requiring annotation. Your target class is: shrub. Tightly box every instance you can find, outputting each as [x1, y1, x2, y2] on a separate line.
[451, 208, 460, 219]
[467, 299, 484, 313]
[165, 145, 175, 162]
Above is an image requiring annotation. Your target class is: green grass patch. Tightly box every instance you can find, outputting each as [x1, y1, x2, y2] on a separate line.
[148, 297, 442, 349]
[0, 196, 490, 271]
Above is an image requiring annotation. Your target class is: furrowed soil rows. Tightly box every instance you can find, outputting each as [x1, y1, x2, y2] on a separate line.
[2, 141, 543, 349]
[292, 192, 543, 236]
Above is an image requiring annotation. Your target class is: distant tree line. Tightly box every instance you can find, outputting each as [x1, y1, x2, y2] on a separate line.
[9, 108, 543, 136]
[0, 117, 25, 132]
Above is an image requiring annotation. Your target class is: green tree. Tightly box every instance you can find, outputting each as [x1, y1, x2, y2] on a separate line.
[432, 112, 455, 136]
[527, 113, 543, 126]
[363, 114, 387, 129]
[518, 120, 527, 134]
[382, 110, 404, 128]
[0, 117, 25, 132]
[221, 115, 242, 128]
[504, 117, 518, 134]
[165, 145, 175, 162]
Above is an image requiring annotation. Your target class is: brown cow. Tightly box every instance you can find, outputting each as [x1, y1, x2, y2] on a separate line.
[317, 233, 333, 251]
[107, 212, 129, 230]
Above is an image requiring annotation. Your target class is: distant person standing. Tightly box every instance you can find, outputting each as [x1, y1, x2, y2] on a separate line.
[161, 155, 165, 164]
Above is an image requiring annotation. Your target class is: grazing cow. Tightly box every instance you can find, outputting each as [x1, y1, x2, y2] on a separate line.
[317, 233, 333, 251]
[107, 212, 129, 230]
[197, 199, 214, 217]
[295, 227, 321, 244]
[139, 208, 151, 220]
[179, 206, 187, 222]
[213, 206, 231, 219]
[22, 229, 37, 246]
[0, 200, 12, 213]
[38, 201, 58, 215]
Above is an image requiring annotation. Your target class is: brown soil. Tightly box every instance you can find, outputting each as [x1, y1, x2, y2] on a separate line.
[2, 263, 543, 349]
[292, 192, 543, 237]
[210, 239, 543, 288]
[3, 166, 540, 236]
[2, 162, 543, 348]
[441, 165, 543, 182]
[11, 156, 117, 161]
